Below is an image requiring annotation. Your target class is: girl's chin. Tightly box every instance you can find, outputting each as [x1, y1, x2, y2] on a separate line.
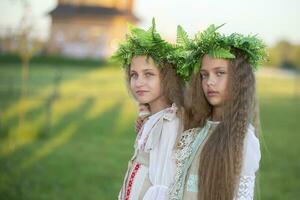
[207, 98, 221, 107]
[135, 98, 149, 104]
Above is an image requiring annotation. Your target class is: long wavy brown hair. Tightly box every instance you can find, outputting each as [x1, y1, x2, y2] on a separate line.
[184, 49, 259, 200]
[125, 56, 185, 114]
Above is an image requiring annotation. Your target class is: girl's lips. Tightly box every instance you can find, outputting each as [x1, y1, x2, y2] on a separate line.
[136, 90, 148, 96]
[207, 91, 219, 97]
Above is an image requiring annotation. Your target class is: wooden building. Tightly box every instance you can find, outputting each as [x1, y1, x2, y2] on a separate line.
[47, 0, 138, 58]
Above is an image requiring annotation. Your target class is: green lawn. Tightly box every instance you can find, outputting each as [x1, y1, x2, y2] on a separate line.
[0, 64, 299, 199]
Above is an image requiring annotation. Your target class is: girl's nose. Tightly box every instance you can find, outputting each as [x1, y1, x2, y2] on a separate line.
[136, 77, 145, 87]
[207, 76, 216, 86]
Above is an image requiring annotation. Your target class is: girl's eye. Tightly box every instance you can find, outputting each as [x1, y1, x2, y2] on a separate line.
[145, 72, 154, 77]
[130, 73, 137, 79]
[200, 73, 208, 79]
[216, 71, 225, 76]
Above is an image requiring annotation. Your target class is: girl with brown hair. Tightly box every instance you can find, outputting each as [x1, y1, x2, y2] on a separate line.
[113, 20, 186, 200]
[169, 24, 267, 200]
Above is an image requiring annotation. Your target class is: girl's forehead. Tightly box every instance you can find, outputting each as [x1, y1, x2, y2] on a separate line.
[201, 55, 230, 70]
[131, 56, 158, 71]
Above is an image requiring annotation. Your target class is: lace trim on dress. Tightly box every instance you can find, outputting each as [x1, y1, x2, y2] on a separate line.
[234, 175, 256, 200]
[168, 128, 199, 200]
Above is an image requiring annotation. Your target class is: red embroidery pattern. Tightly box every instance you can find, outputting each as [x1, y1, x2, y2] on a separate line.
[125, 163, 141, 200]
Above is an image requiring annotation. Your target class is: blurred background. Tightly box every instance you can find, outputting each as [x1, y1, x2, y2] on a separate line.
[0, 0, 299, 199]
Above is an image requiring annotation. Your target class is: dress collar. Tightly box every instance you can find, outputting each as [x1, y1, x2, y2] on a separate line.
[206, 119, 220, 126]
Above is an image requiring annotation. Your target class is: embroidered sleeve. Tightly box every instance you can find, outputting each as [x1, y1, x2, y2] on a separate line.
[235, 125, 260, 200]
[234, 175, 256, 200]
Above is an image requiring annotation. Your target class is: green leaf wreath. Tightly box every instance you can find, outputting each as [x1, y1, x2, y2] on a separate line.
[112, 18, 188, 80]
[177, 24, 268, 80]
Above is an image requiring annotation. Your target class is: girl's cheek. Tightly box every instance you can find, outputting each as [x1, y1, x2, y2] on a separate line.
[130, 80, 136, 89]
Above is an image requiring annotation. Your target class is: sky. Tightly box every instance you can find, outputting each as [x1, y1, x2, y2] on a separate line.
[0, 0, 300, 46]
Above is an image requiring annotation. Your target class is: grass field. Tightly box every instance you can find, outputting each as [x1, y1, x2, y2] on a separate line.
[0, 63, 299, 199]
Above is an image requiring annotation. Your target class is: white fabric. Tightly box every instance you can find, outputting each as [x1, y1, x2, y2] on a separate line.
[235, 124, 261, 200]
[129, 164, 149, 200]
[241, 125, 261, 175]
[141, 104, 180, 200]
[143, 185, 168, 199]
[137, 109, 165, 150]
[118, 109, 166, 200]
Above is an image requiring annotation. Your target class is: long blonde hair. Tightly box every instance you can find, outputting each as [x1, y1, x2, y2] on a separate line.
[185, 49, 259, 200]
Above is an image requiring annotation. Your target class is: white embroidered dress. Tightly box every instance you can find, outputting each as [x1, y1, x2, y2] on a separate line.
[169, 120, 261, 200]
[119, 104, 180, 200]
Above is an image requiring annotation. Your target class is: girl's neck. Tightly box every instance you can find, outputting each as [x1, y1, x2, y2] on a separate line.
[212, 105, 224, 121]
[149, 99, 170, 115]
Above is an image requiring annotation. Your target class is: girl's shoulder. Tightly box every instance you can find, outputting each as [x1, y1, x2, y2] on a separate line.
[241, 124, 261, 174]
[177, 128, 201, 150]
[162, 103, 180, 121]
[245, 124, 260, 154]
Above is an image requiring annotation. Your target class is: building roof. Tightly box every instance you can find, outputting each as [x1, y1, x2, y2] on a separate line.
[49, 4, 138, 20]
